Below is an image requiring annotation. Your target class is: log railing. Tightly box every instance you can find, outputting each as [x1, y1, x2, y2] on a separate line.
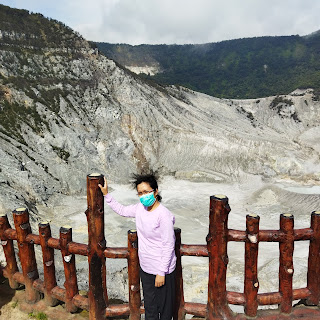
[0, 174, 320, 319]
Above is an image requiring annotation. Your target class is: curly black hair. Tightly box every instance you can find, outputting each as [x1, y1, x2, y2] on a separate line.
[131, 172, 162, 202]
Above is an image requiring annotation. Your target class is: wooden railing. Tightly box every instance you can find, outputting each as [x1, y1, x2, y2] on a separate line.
[0, 174, 320, 319]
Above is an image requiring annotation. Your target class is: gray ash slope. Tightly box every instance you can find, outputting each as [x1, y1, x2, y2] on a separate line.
[0, 5, 320, 215]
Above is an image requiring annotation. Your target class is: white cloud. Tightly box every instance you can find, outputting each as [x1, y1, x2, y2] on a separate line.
[1, 0, 319, 44]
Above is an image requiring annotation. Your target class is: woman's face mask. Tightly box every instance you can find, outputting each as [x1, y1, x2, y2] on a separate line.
[139, 192, 156, 207]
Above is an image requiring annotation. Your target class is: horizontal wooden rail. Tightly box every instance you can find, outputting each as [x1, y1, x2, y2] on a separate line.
[184, 302, 206, 317]
[33, 279, 89, 310]
[228, 228, 313, 242]
[105, 304, 130, 317]
[104, 247, 128, 259]
[50, 283, 134, 318]
[3, 228, 17, 240]
[5, 268, 312, 308]
[227, 291, 245, 305]
[226, 288, 311, 306]
[294, 228, 313, 241]
[5, 227, 315, 244]
[293, 288, 311, 300]
[4, 228, 129, 258]
[9, 273, 141, 317]
[180, 244, 208, 256]
[3, 229, 90, 255]
[68, 242, 88, 256]
[228, 229, 246, 241]
[4, 226, 314, 248]
[47, 237, 60, 249]
[26, 233, 40, 244]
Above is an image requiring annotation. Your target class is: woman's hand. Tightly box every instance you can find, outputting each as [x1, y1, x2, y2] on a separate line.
[98, 176, 108, 196]
[155, 274, 165, 287]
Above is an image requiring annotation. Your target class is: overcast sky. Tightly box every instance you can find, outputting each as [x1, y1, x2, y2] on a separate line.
[1, 0, 320, 45]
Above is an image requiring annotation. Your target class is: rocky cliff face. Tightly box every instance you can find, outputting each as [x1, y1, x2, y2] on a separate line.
[0, 6, 320, 216]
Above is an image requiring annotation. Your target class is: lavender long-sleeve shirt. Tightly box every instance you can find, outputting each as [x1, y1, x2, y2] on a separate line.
[104, 194, 176, 276]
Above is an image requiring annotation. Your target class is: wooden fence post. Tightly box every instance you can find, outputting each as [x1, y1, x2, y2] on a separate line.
[86, 173, 107, 320]
[206, 195, 233, 320]
[279, 213, 294, 314]
[244, 214, 260, 317]
[174, 227, 185, 320]
[39, 221, 58, 306]
[13, 208, 40, 303]
[307, 211, 320, 305]
[0, 213, 19, 289]
[127, 229, 141, 320]
[60, 226, 78, 313]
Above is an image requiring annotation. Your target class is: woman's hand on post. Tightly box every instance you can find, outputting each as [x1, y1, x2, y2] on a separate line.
[155, 274, 165, 287]
[98, 176, 108, 195]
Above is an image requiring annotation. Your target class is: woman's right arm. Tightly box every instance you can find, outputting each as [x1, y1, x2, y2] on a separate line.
[104, 194, 138, 217]
[99, 177, 137, 218]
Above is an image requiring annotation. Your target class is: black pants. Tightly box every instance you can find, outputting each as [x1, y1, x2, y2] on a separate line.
[140, 268, 176, 320]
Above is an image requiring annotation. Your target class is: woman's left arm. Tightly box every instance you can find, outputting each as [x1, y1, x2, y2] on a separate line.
[158, 210, 176, 278]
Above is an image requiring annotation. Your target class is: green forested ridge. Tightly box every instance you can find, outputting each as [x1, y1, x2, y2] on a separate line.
[1, 3, 320, 100]
[95, 32, 320, 99]
[0, 4, 84, 49]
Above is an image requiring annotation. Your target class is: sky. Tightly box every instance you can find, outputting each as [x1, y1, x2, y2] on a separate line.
[1, 0, 320, 45]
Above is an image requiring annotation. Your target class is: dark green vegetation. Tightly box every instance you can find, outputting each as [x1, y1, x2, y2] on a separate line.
[51, 145, 70, 162]
[28, 312, 48, 320]
[96, 32, 320, 99]
[0, 4, 83, 49]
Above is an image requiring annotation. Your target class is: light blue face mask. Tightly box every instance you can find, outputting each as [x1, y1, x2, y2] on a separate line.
[139, 192, 156, 207]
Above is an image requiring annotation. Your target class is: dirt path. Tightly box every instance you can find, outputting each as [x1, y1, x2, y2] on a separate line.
[0, 280, 29, 320]
[0, 277, 89, 320]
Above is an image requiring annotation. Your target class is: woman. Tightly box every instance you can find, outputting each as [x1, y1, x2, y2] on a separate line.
[99, 173, 176, 320]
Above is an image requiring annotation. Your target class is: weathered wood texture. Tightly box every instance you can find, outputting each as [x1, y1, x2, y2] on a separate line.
[0, 213, 19, 289]
[86, 173, 108, 319]
[59, 226, 78, 313]
[13, 208, 40, 303]
[206, 195, 233, 320]
[127, 230, 141, 320]
[279, 213, 294, 314]
[38, 222, 58, 306]
[174, 227, 185, 320]
[306, 211, 320, 305]
[244, 214, 259, 316]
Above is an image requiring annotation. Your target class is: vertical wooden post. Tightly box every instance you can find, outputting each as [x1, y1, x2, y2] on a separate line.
[244, 214, 260, 317]
[279, 213, 294, 314]
[0, 213, 19, 289]
[86, 173, 107, 320]
[39, 221, 58, 306]
[307, 211, 320, 305]
[60, 226, 78, 313]
[206, 195, 233, 320]
[13, 208, 40, 303]
[174, 228, 185, 320]
[127, 229, 141, 320]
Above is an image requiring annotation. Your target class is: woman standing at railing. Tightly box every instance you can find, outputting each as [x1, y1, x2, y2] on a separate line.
[99, 173, 176, 320]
